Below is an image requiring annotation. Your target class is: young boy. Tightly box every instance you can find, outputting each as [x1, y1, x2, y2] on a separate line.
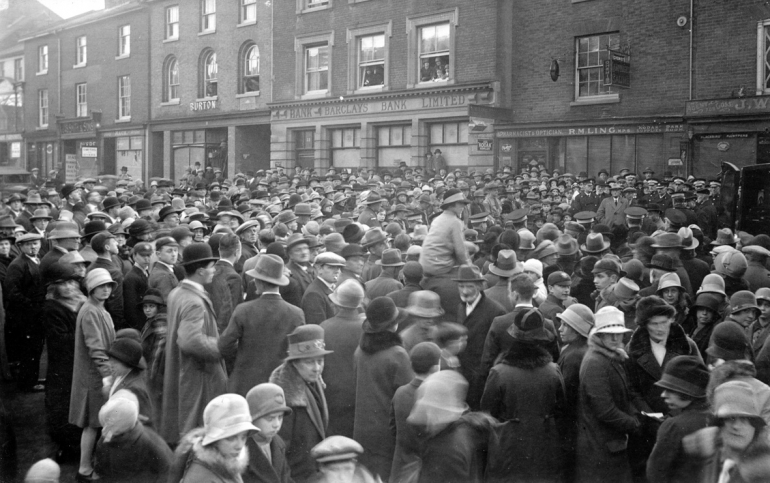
[431, 322, 468, 371]
[244, 383, 293, 483]
[646, 356, 711, 483]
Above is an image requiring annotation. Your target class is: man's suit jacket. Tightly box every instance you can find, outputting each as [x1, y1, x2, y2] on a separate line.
[386, 282, 422, 309]
[204, 260, 244, 334]
[123, 265, 149, 331]
[287, 260, 314, 297]
[148, 263, 178, 303]
[596, 196, 630, 228]
[365, 273, 403, 301]
[6, 254, 45, 320]
[14, 210, 33, 233]
[39, 246, 66, 284]
[301, 278, 336, 325]
[88, 257, 126, 330]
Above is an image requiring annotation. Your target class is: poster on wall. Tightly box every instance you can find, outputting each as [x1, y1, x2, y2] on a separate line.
[65, 154, 78, 184]
[10, 142, 20, 158]
[78, 141, 99, 179]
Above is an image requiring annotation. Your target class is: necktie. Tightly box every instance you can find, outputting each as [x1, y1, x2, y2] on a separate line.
[614, 198, 618, 206]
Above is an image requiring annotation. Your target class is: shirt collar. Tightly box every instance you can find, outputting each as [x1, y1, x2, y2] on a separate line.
[317, 277, 335, 291]
[185, 279, 205, 292]
[467, 292, 482, 311]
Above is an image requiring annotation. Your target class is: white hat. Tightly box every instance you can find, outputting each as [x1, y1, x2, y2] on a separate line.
[522, 259, 543, 278]
[592, 306, 631, 334]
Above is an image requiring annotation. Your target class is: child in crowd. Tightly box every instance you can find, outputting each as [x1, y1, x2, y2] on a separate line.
[243, 383, 293, 483]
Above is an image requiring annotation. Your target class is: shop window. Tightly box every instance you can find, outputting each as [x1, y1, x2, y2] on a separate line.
[38, 89, 48, 127]
[166, 5, 179, 40]
[38, 45, 48, 74]
[377, 124, 411, 168]
[163, 56, 180, 102]
[201, 0, 216, 33]
[76, 36, 87, 66]
[116, 136, 143, 179]
[118, 75, 131, 119]
[240, 0, 256, 24]
[575, 32, 620, 101]
[14, 58, 22, 81]
[200, 49, 217, 98]
[358, 34, 385, 88]
[76, 83, 87, 118]
[418, 23, 450, 83]
[429, 121, 468, 145]
[118, 25, 130, 57]
[295, 130, 315, 169]
[330, 127, 360, 167]
[305, 44, 329, 94]
[240, 43, 260, 94]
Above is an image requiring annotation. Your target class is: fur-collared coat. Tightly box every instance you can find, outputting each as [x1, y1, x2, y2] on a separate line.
[480, 340, 567, 482]
[270, 362, 328, 483]
[575, 334, 640, 483]
[170, 428, 249, 483]
[626, 324, 701, 415]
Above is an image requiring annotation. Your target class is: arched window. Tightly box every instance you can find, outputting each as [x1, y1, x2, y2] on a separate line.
[240, 42, 260, 93]
[200, 49, 217, 98]
[164, 56, 179, 102]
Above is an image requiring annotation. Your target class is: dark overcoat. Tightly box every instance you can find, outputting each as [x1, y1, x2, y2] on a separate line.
[122, 265, 148, 331]
[301, 278, 335, 326]
[204, 260, 243, 334]
[243, 434, 292, 483]
[93, 422, 172, 483]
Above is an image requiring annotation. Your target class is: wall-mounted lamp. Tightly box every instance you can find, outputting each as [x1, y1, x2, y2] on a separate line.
[549, 60, 560, 82]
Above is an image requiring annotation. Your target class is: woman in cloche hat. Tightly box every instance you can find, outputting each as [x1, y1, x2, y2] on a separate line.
[269, 325, 333, 483]
[170, 394, 258, 483]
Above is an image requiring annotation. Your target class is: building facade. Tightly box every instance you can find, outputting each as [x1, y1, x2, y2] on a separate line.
[269, 0, 512, 172]
[146, 0, 272, 183]
[21, 0, 151, 181]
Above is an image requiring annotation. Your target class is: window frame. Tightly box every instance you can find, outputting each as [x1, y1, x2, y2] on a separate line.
[406, 9, 458, 89]
[75, 35, 87, 67]
[201, 0, 216, 34]
[756, 19, 770, 95]
[428, 121, 469, 146]
[118, 75, 131, 120]
[295, 31, 334, 99]
[297, 0, 331, 14]
[240, 0, 257, 25]
[14, 58, 23, 81]
[346, 22, 392, 94]
[199, 49, 218, 99]
[76, 83, 88, 118]
[37, 45, 48, 74]
[117, 25, 131, 58]
[163, 56, 180, 104]
[239, 42, 260, 95]
[165, 5, 179, 41]
[38, 89, 48, 127]
[573, 32, 621, 104]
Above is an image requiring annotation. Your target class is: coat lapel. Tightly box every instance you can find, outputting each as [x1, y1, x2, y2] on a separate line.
[181, 280, 216, 316]
[304, 383, 328, 439]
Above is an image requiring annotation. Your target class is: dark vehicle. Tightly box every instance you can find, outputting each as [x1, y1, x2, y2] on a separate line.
[0, 167, 31, 199]
[720, 162, 770, 236]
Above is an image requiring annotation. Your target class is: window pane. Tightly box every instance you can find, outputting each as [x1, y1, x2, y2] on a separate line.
[404, 126, 412, 145]
[344, 129, 355, 147]
[117, 137, 130, 150]
[436, 24, 450, 51]
[420, 26, 435, 54]
[430, 124, 443, 144]
[391, 127, 403, 146]
[444, 123, 458, 144]
[332, 129, 342, 148]
[130, 136, 143, 150]
[458, 123, 468, 143]
[378, 127, 389, 146]
[246, 46, 259, 75]
[194, 130, 206, 143]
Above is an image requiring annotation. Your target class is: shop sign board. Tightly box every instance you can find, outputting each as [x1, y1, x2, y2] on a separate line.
[82, 142, 98, 158]
[496, 123, 684, 138]
[271, 91, 490, 121]
[102, 129, 144, 138]
[60, 119, 95, 135]
[190, 100, 217, 111]
[477, 139, 493, 151]
[686, 96, 770, 117]
[603, 50, 631, 88]
[10, 142, 20, 158]
[65, 154, 78, 183]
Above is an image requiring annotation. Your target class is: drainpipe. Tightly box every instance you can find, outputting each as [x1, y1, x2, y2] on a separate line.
[689, 0, 694, 100]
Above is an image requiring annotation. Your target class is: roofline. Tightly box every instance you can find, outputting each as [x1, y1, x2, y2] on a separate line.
[17, 3, 146, 42]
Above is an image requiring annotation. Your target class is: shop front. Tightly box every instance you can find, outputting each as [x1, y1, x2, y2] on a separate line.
[268, 82, 498, 172]
[25, 131, 58, 177]
[0, 133, 23, 169]
[494, 119, 687, 178]
[685, 96, 770, 179]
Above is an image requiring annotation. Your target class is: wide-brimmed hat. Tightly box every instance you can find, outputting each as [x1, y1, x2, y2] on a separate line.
[376, 248, 405, 267]
[451, 264, 485, 282]
[15, 232, 43, 244]
[246, 383, 292, 422]
[592, 258, 622, 276]
[508, 307, 554, 343]
[555, 234, 579, 256]
[23, 193, 43, 205]
[158, 205, 183, 221]
[340, 243, 366, 259]
[29, 208, 52, 221]
[711, 228, 738, 246]
[285, 325, 333, 361]
[180, 243, 218, 266]
[677, 227, 699, 250]
[201, 394, 259, 446]
[646, 253, 676, 272]
[85, 268, 117, 293]
[657, 272, 684, 292]
[329, 279, 365, 309]
[405, 290, 444, 318]
[489, 249, 521, 278]
[363, 192, 383, 205]
[246, 254, 290, 286]
[440, 189, 470, 209]
[654, 355, 709, 399]
[592, 306, 632, 334]
[651, 233, 684, 249]
[581, 233, 610, 253]
[360, 228, 387, 248]
[106, 338, 147, 370]
[407, 370, 469, 431]
[730, 290, 760, 315]
[363, 297, 404, 333]
[0, 215, 19, 229]
[557, 304, 594, 338]
[713, 380, 766, 424]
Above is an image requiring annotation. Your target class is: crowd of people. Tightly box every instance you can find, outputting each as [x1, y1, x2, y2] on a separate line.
[4, 159, 770, 483]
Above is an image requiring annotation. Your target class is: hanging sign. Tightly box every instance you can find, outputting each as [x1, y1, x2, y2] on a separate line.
[477, 139, 493, 151]
[603, 50, 630, 88]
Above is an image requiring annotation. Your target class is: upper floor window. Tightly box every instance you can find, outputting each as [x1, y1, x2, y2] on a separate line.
[38, 89, 48, 127]
[76, 83, 88, 117]
[38, 45, 48, 73]
[358, 34, 384, 88]
[241, 0, 256, 24]
[14, 58, 22, 81]
[304, 44, 329, 94]
[301, 0, 329, 11]
[118, 75, 131, 119]
[118, 25, 130, 57]
[164, 56, 180, 102]
[240, 43, 260, 93]
[201, 0, 216, 32]
[575, 32, 620, 100]
[166, 5, 179, 40]
[76, 36, 87, 65]
[201, 50, 217, 97]
[418, 23, 450, 83]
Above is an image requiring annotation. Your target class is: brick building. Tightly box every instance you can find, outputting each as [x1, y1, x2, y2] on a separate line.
[0, 0, 60, 170]
[21, 0, 151, 181]
[146, 0, 272, 182]
[268, 0, 513, 172]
